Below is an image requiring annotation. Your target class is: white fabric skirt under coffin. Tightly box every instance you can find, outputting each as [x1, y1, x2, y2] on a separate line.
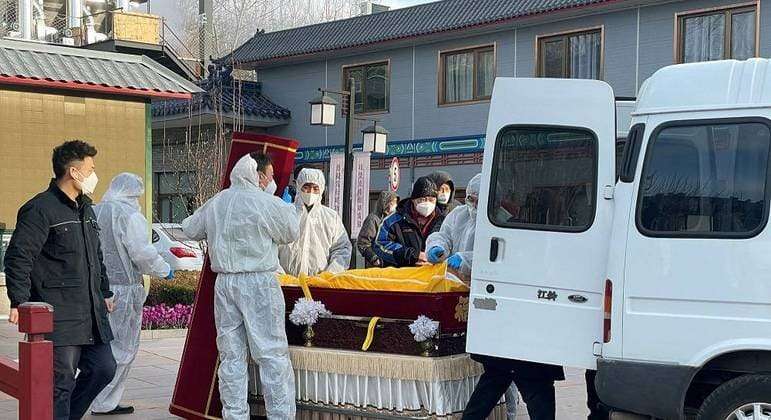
[293, 370, 482, 415]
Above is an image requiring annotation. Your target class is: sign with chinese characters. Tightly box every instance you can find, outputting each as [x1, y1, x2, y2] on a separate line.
[328, 153, 345, 217]
[388, 157, 399, 192]
[350, 151, 371, 238]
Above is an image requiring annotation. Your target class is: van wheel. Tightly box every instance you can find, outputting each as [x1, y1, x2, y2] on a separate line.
[696, 375, 771, 420]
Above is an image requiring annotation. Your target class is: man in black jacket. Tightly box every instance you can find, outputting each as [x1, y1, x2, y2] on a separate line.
[373, 177, 444, 267]
[4, 140, 117, 420]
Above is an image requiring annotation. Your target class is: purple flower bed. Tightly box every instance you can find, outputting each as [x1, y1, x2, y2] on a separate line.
[142, 304, 193, 330]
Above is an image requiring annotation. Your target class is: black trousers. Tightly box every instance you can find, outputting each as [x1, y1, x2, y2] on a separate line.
[585, 370, 610, 420]
[461, 357, 609, 420]
[462, 364, 557, 420]
[53, 343, 117, 420]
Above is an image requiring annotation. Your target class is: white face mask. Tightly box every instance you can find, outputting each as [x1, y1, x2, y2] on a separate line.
[74, 169, 98, 195]
[301, 191, 321, 206]
[468, 205, 477, 220]
[263, 179, 277, 195]
[415, 201, 435, 217]
[437, 192, 450, 204]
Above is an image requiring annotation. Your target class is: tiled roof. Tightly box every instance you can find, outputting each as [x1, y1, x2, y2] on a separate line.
[226, 0, 613, 65]
[0, 39, 202, 99]
[152, 67, 290, 120]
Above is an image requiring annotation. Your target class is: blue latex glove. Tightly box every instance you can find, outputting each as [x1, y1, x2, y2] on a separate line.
[426, 246, 446, 263]
[447, 254, 463, 269]
[281, 186, 292, 203]
[165, 269, 175, 280]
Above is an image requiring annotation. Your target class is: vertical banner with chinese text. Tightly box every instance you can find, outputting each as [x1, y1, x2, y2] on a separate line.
[350, 151, 371, 238]
[327, 152, 345, 217]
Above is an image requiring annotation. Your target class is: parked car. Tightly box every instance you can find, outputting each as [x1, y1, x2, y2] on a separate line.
[152, 223, 204, 272]
[468, 59, 771, 420]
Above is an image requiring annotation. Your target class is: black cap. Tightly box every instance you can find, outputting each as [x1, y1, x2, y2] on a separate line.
[410, 176, 438, 199]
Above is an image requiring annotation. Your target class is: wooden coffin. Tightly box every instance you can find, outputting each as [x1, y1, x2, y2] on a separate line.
[285, 315, 466, 357]
[281, 286, 470, 335]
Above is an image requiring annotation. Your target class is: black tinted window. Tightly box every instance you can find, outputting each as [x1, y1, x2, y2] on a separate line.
[489, 126, 597, 231]
[639, 121, 771, 236]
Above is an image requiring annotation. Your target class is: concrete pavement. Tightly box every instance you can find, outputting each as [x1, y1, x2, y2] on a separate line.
[0, 321, 594, 419]
[0, 322, 181, 420]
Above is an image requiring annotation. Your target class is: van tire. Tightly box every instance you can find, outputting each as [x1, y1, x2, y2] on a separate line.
[696, 374, 771, 420]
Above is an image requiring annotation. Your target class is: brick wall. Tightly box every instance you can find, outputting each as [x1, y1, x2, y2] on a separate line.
[0, 88, 148, 229]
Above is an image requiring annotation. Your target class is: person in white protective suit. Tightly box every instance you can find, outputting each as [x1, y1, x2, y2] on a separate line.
[426, 173, 520, 419]
[91, 173, 173, 416]
[278, 168, 352, 276]
[181, 153, 300, 420]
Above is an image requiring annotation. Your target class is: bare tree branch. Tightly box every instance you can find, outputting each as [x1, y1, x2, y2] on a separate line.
[174, 0, 359, 60]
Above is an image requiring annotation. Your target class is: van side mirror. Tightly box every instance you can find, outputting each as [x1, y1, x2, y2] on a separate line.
[619, 123, 645, 183]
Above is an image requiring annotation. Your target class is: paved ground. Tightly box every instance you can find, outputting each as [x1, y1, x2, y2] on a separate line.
[0, 320, 591, 419]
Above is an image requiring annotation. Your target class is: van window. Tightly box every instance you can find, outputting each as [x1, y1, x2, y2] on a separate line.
[619, 124, 646, 183]
[638, 120, 771, 237]
[489, 126, 597, 231]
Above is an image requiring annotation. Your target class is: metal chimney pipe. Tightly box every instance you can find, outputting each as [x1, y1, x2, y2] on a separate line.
[19, 0, 32, 40]
[67, 0, 82, 29]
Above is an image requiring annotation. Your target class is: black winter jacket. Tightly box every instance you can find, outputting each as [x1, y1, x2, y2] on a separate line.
[373, 199, 444, 267]
[4, 180, 114, 346]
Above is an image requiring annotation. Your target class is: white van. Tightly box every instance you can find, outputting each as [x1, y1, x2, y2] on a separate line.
[468, 59, 771, 420]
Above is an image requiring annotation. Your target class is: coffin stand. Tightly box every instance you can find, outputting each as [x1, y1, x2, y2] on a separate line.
[248, 347, 507, 419]
[244, 285, 506, 419]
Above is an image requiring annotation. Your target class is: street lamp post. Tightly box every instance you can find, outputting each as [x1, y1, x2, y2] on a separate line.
[309, 78, 356, 233]
[309, 80, 389, 236]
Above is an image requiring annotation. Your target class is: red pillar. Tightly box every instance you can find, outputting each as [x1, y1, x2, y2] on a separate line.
[17, 302, 54, 420]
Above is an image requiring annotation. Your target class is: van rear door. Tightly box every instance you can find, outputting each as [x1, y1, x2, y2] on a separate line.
[467, 78, 616, 369]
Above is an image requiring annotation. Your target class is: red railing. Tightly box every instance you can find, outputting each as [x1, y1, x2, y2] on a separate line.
[0, 303, 53, 420]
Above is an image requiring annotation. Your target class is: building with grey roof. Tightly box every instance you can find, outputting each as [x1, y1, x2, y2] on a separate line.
[212, 0, 769, 205]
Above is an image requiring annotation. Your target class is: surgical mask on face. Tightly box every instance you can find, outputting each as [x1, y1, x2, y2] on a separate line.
[415, 201, 435, 217]
[301, 191, 320, 206]
[264, 179, 277, 195]
[74, 169, 98, 195]
[437, 192, 450, 204]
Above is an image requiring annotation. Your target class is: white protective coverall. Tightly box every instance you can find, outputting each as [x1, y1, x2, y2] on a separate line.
[181, 154, 300, 420]
[425, 174, 482, 275]
[425, 173, 520, 418]
[91, 173, 171, 413]
[278, 168, 352, 276]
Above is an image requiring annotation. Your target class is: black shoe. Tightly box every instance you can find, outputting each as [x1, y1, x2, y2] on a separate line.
[92, 405, 135, 415]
